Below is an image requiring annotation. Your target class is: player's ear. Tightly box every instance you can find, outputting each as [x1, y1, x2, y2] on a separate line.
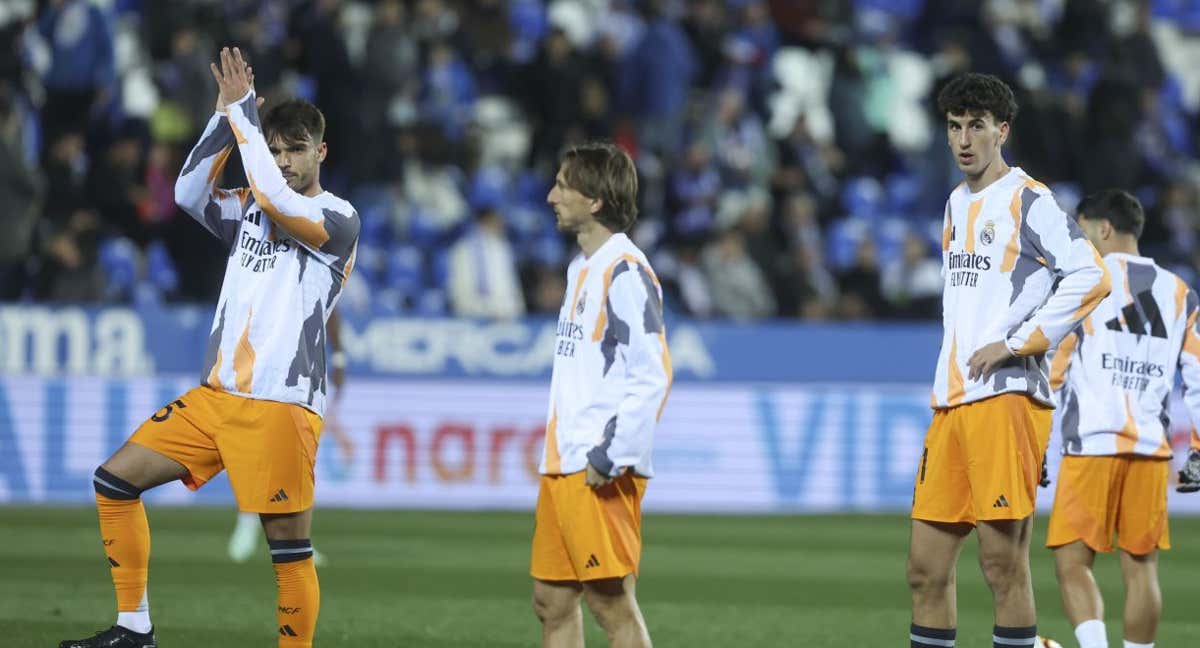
[997, 120, 1010, 147]
[589, 197, 603, 216]
[317, 141, 327, 164]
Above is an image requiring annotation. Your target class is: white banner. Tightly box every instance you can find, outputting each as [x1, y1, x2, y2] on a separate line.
[1, 376, 1198, 514]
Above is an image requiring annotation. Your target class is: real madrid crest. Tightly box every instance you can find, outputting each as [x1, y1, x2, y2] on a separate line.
[980, 220, 995, 246]
[576, 290, 587, 316]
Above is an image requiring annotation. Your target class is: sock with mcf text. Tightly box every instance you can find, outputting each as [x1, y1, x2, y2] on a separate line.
[93, 467, 152, 634]
[270, 539, 319, 647]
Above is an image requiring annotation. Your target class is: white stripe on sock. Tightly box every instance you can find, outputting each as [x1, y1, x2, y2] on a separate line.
[910, 633, 956, 647]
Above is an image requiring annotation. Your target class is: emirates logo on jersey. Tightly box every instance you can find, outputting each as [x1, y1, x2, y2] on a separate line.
[980, 220, 995, 246]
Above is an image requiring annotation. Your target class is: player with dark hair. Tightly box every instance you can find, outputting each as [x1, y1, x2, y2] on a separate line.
[907, 73, 1110, 648]
[60, 47, 359, 648]
[532, 142, 671, 648]
[1045, 189, 1200, 648]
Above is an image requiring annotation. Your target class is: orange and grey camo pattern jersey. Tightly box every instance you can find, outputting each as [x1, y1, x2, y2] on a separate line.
[1049, 253, 1200, 457]
[174, 90, 360, 416]
[541, 233, 673, 478]
[931, 167, 1111, 410]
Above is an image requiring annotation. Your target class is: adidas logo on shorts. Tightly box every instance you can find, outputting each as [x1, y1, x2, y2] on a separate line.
[993, 495, 1010, 508]
[269, 489, 290, 503]
[279, 625, 298, 637]
[585, 554, 600, 569]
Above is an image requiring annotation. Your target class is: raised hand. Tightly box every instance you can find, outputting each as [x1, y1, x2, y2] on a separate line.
[210, 47, 258, 112]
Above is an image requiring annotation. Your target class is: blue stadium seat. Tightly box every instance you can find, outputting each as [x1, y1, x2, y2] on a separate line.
[98, 237, 139, 300]
[386, 245, 427, 297]
[145, 240, 179, 294]
[840, 176, 886, 221]
[826, 217, 870, 269]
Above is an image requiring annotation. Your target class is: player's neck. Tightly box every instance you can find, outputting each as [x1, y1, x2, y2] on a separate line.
[577, 222, 614, 259]
[964, 155, 1010, 193]
[1104, 240, 1141, 258]
[302, 179, 324, 198]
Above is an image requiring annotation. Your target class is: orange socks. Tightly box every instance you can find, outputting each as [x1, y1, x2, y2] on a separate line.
[270, 540, 319, 647]
[93, 467, 151, 631]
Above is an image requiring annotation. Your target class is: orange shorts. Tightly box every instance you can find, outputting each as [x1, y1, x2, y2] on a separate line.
[530, 471, 647, 582]
[1046, 455, 1170, 555]
[912, 393, 1052, 525]
[128, 386, 323, 514]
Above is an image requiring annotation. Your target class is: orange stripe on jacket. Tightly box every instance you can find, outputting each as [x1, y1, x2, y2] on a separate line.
[947, 334, 965, 406]
[1117, 393, 1138, 454]
[1050, 332, 1077, 392]
[1001, 187, 1022, 272]
[1016, 326, 1051, 356]
[208, 146, 234, 187]
[207, 349, 225, 391]
[1071, 246, 1111, 322]
[964, 201, 981, 254]
[656, 332, 673, 421]
[544, 411, 561, 474]
[591, 254, 660, 342]
[234, 310, 255, 393]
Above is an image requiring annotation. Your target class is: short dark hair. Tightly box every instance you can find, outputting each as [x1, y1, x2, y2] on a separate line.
[937, 73, 1019, 125]
[262, 98, 326, 146]
[1076, 189, 1145, 238]
[560, 142, 639, 233]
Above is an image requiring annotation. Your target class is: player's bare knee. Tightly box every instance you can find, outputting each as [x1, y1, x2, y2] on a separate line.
[583, 584, 638, 630]
[906, 556, 951, 594]
[532, 586, 579, 625]
[260, 509, 312, 540]
[978, 550, 1026, 590]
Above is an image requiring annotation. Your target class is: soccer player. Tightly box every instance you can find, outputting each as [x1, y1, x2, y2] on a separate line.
[531, 142, 672, 648]
[1046, 189, 1200, 648]
[227, 310, 352, 565]
[60, 47, 359, 648]
[907, 72, 1111, 648]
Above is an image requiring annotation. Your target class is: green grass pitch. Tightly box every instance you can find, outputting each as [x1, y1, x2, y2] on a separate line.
[3, 507, 1199, 646]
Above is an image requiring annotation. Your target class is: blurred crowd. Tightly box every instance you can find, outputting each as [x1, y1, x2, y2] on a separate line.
[2, 0, 1200, 321]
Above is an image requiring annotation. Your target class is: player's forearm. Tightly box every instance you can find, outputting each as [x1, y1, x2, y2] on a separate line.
[1008, 255, 1110, 355]
[224, 91, 332, 249]
[175, 112, 236, 216]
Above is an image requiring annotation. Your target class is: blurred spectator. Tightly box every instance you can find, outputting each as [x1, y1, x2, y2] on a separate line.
[4, 0, 1200, 324]
[702, 87, 775, 188]
[621, 0, 696, 158]
[448, 206, 525, 320]
[703, 227, 775, 320]
[0, 82, 43, 299]
[363, 0, 418, 146]
[836, 239, 886, 320]
[881, 233, 943, 319]
[36, 0, 114, 142]
[86, 121, 148, 245]
[525, 28, 585, 167]
[529, 263, 567, 314]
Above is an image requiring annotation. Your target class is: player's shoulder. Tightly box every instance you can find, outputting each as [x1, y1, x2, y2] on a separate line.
[611, 235, 655, 273]
[316, 191, 358, 219]
[1151, 261, 1191, 298]
[1013, 168, 1052, 195]
[1009, 170, 1066, 220]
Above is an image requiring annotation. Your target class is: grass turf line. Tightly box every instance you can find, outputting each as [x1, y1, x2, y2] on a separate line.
[2, 507, 1198, 647]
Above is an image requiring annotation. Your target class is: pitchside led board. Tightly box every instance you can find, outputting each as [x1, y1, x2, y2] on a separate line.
[0, 305, 1197, 514]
